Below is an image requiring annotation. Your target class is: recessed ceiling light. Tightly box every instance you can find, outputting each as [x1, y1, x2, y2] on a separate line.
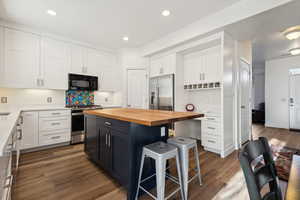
[47, 10, 57, 16]
[123, 36, 129, 41]
[161, 10, 171, 17]
[283, 26, 300, 40]
[289, 48, 300, 56]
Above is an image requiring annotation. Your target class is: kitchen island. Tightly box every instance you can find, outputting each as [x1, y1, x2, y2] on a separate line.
[83, 108, 203, 200]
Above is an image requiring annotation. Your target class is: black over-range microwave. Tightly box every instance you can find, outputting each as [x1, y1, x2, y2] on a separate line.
[68, 73, 98, 91]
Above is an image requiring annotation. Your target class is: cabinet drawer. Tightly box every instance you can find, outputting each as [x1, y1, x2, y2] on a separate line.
[39, 117, 70, 132]
[202, 121, 220, 136]
[39, 110, 70, 118]
[39, 130, 70, 146]
[202, 135, 220, 150]
[203, 116, 220, 123]
[97, 117, 130, 133]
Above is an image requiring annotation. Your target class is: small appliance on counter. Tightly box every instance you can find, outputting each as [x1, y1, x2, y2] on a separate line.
[66, 90, 102, 144]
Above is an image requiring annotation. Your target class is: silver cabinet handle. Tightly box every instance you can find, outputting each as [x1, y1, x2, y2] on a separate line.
[105, 133, 108, 145]
[51, 136, 61, 139]
[108, 134, 111, 147]
[51, 122, 60, 126]
[241, 105, 246, 109]
[17, 129, 22, 140]
[207, 127, 215, 130]
[208, 140, 216, 143]
[52, 112, 61, 115]
[37, 79, 40, 86]
[104, 122, 111, 126]
[206, 117, 215, 121]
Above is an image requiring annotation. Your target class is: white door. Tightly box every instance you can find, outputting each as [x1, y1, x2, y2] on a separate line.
[42, 38, 71, 90]
[127, 69, 147, 108]
[3, 28, 40, 89]
[289, 74, 300, 130]
[20, 112, 39, 150]
[240, 59, 251, 144]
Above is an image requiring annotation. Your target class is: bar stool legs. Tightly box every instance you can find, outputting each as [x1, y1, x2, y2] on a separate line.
[167, 137, 202, 200]
[193, 144, 202, 185]
[135, 142, 185, 200]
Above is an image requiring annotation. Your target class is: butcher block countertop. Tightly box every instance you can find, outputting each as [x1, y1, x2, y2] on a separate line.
[84, 108, 204, 126]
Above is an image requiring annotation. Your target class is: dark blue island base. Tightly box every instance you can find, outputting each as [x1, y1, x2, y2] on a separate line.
[84, 114, 169, 200]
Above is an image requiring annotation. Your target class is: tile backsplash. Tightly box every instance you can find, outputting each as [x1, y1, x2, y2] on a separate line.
[66, 90, 94, 106]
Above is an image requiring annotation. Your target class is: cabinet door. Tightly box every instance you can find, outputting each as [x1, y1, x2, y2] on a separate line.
[150, 57, 162, 77]
[100, 69, 120, 91]
[42, 38, 71, 90]
[0, 26, 4, 86]
[98, 124, 112, 171]
[84, 116, 99, 162]
[203, 46, 221, 83]
[110, 129, 129, 186]
[20, 112, 39, 150]
[162, 54, 176, 75]
[3, 28, 40, 89]
[85, 48, 102, 76]
[70, 44, 85, 74]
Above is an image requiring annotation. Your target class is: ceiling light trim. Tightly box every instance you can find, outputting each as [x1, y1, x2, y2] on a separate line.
[283, 25, 300, 40]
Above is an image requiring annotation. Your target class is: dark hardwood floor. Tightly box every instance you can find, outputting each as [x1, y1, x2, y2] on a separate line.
[12, 124, 298, 200]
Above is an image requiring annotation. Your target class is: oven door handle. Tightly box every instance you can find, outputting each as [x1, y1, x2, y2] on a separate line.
[72, 113, 84, 116]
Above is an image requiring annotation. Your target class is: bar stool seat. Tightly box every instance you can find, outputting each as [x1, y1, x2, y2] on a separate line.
[167, 137, 202, 200]
[135, 141, 185, 200]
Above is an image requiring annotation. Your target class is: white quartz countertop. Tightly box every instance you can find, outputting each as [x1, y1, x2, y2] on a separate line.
[0, 105, 70, 156]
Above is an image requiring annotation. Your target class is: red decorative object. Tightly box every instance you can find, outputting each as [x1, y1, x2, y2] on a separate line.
[185, 104, 195, 112]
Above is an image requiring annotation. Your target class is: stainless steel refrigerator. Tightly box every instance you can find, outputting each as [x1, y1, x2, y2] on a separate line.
[149, 74, 174, 111]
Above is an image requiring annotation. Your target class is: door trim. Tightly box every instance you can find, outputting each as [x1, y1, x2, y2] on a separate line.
[237, 58, 252, 148]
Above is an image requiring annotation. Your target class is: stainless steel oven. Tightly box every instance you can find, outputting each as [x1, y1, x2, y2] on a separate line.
[70, 105, 102, 144]
[71, 110, 85, 144]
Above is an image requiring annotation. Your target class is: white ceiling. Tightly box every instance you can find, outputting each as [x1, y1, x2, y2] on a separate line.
[225, 1, 300, 66]
[0, 0, 241, 49]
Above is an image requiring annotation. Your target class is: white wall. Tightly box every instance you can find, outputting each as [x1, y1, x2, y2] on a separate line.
[252, 64, 265, 109]
[265, 55, 300, 129]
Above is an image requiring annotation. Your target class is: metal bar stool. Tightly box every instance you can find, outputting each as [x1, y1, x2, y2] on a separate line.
[167, 137, 202, 200]
[135, 141, 185, 200]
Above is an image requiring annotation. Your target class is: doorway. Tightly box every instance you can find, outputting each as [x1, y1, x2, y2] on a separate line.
[239, 59, 252, 145]
[289, 70, 300, 130]
[126, 69, 148, 109]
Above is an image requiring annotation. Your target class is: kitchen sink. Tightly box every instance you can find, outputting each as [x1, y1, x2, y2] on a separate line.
[0, 112, 10, 116]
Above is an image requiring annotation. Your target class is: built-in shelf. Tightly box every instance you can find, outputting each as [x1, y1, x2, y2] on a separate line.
[184, 82, 221, 91]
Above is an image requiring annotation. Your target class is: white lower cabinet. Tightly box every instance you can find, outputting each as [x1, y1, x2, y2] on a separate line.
[201, 115, 221, 154]
[20, 112, 39, 149]
[0, 120, 20, 200]
[20, 110, 71, 150]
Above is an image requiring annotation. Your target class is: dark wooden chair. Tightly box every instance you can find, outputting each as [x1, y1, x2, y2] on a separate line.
[239, 137, 282, 200]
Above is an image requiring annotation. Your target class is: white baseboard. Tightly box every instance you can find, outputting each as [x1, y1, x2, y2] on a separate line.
[265, 121, 289, 129]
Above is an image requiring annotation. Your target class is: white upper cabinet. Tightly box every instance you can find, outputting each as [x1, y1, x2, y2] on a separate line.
[85, 48, 102, 76]
[183, 45, 222, 85]
[2, 28, 41, 89]
[41, 38, 71, 90]
[0, 26, 4, 86]
[70, 44, 85, 74]
[0, 26, 121, 91]
[150, 54, 176, 77]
